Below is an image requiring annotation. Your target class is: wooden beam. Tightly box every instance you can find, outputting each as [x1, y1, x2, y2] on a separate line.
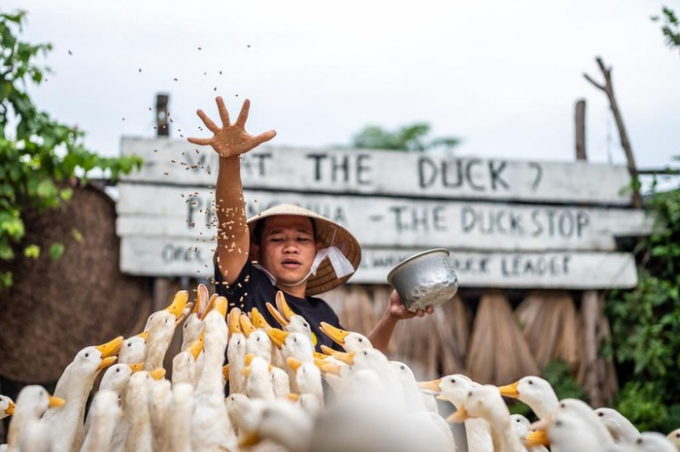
[575, 99, 587, 161]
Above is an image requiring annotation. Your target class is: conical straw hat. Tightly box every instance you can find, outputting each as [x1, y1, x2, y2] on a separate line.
[247, 204, 362, 296]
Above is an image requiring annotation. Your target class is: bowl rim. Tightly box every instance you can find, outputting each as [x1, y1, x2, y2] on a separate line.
[386, 248, 451, 284]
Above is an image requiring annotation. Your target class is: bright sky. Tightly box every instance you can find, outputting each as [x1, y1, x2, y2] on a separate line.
[6, 0, 680, 171]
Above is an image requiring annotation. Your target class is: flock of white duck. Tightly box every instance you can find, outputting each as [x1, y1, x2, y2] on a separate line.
[2, 284, 680, 452]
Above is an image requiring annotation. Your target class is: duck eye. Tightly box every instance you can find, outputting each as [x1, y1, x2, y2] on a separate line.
[256, 338, 260, 342]
[127, 343, 131, 347]
[293, 338, 297, 342]
[165, 319, 168, 323]
[560, 403, 566, 408]
[303, 323, 308, 328]
[555, 420, 562, 427]
[528, 380, 533, 385]
[400, 365, 405, 370]
[116, 368, 120, 372]
[598, 412, 604, 417]
[85, 353, 89, 358]
[468, 391, 473, 397]
[358, 338, 363, 342]
[515, 419, 520, 422]
[450, 378, 456, 383]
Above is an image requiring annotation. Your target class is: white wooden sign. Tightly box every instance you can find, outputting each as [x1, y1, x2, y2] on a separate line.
[121, 137, 634, 205]
[116, 184, 652, 251]
[120, 236, 637, 289]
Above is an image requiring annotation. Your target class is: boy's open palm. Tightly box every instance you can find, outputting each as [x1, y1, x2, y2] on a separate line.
[187, 97, 276, 158]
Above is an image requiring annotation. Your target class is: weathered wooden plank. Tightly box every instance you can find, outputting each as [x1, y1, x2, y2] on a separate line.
[116, 184, 653, 251]
[119, 237, 637, 289]
[121, 137, 633, 205]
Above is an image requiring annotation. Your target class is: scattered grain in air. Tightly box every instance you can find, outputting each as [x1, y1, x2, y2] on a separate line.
[154, 149, 157, 152]
[219, 71, 223, 75]
[171, 160, 176, 163]
[148, 107, 152, 111]
[195, 149, 200, 154]
[198, 47, 202, 50]
[174, 78, 178, 81]
[68, 50, 73, 55]
[139, 68, 142, 73]
[164, 172, 169, 176]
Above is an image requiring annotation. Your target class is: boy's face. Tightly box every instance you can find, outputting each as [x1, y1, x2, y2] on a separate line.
[253, 215, 321, 293]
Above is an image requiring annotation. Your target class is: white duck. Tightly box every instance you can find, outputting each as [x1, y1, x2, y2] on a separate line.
[267, 328, 314, 393]
[530, 398, 616, 450]
[267, 291, 315, 344]
[5, 385, 64, 452]
[227, 307, 248, 395]
[83, 363, 140, 440]
[167, 383, 193, 452]
[449, 384, 524, 452]
[510, 414, 549, 452]
[147, 369, 172, 452]
[498, 376, 558, 420]
[634, 432, 677, 452]
[244, 355, 276, 402]
[287, 357, 324, 407]
[171, 342, 201, 387]
[667, 428, 680, 450]
[390, 360, 434, 413]
[0, 395, 14, 419]
[241, 314, 272, 364]
[122, 371, 154, 452]
[43, 336, 122, 452]
[144, 290, 188, 370]
[191, 296, 238, 452]
[79, 390, 120, 452]
[250, 307, 285, 368]
[117, 331, 148, 365]
[180, 284, 212, 352]
[17, 416, 52, 452]
[526, 410, 610, 452]
[319, 321, 373, 352]
[594, 407, 641, 446]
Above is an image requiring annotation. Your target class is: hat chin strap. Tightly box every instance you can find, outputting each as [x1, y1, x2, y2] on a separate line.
[253, 246, 355, 292]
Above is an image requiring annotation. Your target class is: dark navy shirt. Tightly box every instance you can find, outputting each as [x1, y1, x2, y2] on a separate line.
[214, 259, 344, 353]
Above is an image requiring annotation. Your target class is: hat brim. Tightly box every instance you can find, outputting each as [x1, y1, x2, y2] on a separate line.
[247, 204, 362, 296]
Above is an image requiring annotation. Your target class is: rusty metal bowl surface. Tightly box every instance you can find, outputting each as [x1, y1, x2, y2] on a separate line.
[386, 248, 459, 312]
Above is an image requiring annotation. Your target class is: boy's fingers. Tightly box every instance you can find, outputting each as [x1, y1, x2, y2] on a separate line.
[235, 99, 251, 127]
[426, 306, 434, 314]
[416, 310, 425, 318]
[251, 130, 277, 147]
[216, 97, 230, 126]
[196, 109, 220, 133]
[187, 136, 212, 146]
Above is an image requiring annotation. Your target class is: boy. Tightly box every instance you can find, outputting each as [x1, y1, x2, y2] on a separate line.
[188, 97, 433, 352]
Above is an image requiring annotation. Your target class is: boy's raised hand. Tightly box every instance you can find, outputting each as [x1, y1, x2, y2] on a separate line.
[187, 97, 276, 158]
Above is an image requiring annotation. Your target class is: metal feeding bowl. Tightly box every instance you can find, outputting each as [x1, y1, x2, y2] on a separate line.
[387, 248, 459, 312]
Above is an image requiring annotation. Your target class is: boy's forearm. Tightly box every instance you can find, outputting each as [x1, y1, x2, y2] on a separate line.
[215, 155, 250, 284]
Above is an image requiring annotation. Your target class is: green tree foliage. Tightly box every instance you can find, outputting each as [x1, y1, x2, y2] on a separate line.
[605, 186, 680, 432]
[0, 9, 142, 290]
[352, 123, 460, 152]
[652, 7, 680, 51]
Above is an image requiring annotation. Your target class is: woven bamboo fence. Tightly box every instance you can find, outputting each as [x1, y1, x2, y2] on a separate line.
[324, 285, 618, 404]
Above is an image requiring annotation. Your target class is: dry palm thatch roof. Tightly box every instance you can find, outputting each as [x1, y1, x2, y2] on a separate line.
[467, 290, 539, 385]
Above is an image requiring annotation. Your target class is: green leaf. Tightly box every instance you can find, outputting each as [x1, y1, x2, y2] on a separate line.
[71, 228, 83, 243]
[49, 242, 65, 260]
[23, 244, 40, 259]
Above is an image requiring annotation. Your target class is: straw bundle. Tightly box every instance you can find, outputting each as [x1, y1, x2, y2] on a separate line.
[467, 290, 539, 385]
[434, 295, 470, 376]
[514, 291, 582, 370]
